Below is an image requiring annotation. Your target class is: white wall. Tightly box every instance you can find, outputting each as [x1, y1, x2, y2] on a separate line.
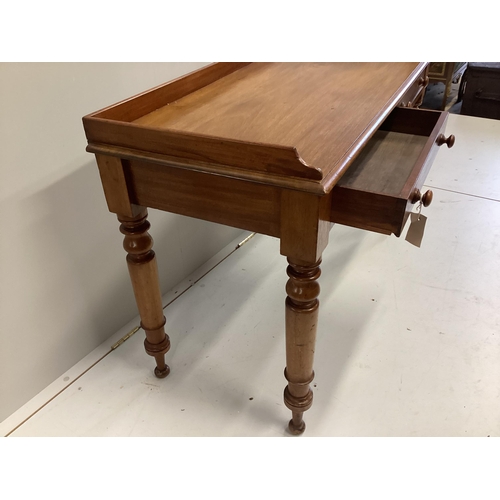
[0, 63, 243, 422]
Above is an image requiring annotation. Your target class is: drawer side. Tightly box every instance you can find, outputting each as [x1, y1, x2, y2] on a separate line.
[330, 108, 449, 236]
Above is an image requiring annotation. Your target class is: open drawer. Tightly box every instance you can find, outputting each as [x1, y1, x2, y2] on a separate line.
[330, 107, 455, 237]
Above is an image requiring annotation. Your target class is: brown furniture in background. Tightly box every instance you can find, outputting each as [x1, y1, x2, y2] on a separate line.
[460, 62, 500, 120]
[82, 63, 454, 435]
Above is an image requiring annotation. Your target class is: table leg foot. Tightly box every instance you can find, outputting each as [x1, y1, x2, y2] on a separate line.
[154, 365, 171, 379]
[288, 412, 306, 435]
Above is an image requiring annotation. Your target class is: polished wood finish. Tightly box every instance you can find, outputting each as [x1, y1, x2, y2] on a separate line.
[279, 188, 330, 432]
[437, 134, 456, 148]
[95, 62, 252, 122]
[280, 189, 331, 264]
[422, 190, 433, 207]
[84, 62, 428, 194]
[330, 107, 451, 236]
[95, 154, 141, 218]
[83, 63, 456, 434]
[284, 258, 321, 435]
[410, 188, 422, 205]
[125, 159, 282, 238]
[410, 188, 433, 206]
[118, 209, 170, 378]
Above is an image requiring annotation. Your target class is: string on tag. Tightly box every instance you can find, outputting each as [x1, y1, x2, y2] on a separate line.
[416, 201, 423, 221]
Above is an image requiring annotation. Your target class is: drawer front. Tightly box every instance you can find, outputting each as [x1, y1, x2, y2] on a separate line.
[399, 65, 429, 108]
[330, 107, 454, 237]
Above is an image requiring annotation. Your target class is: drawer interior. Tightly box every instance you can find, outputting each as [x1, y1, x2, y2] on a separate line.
[337, 129, 428, 197]
[331, 107, 446, 236]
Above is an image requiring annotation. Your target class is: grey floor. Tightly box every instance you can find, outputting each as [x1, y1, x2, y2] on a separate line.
[421, 80, 463, 114]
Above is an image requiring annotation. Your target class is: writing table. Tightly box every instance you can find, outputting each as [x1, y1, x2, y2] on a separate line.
[83, 63, 454, 434]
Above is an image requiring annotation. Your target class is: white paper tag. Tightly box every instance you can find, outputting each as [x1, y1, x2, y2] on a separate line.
[405, 212, 427, 247]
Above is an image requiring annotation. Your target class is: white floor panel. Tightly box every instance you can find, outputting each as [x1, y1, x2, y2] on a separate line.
[427, 114, 500, 201]
[312, 187, 499, 436]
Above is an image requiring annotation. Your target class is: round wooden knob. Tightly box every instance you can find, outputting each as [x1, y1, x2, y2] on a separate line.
[410, 188, 433, 206]
[437, 134, 455, 148]
[419, 76, 429, 87]
[410, 188, 422, 204]
[421, 190, 433, 207]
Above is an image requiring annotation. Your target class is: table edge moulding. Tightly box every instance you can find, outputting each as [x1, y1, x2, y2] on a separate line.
[82, 62, 455, 435]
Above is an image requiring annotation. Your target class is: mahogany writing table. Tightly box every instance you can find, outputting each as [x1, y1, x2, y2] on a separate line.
[83, 63, 454, 434]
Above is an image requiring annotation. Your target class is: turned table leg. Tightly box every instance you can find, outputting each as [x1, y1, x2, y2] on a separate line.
[118, 208, 171, 378]
[284, 257, 321, 435]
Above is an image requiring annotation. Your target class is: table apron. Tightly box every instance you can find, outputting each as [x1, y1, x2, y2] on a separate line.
[124, 158, 283, 238]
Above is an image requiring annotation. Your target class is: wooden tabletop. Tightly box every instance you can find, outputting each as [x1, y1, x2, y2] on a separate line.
[136, 63, 423, 184]
[85, 63, 426, 194]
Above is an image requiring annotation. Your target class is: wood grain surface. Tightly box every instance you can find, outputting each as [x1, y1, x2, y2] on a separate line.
[330, 106, 449, 236]
[134, 63, 423, 182]
[125, 159, 282, 237]
[336, 131, 428, 196]
[85, 62, 427, 192]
